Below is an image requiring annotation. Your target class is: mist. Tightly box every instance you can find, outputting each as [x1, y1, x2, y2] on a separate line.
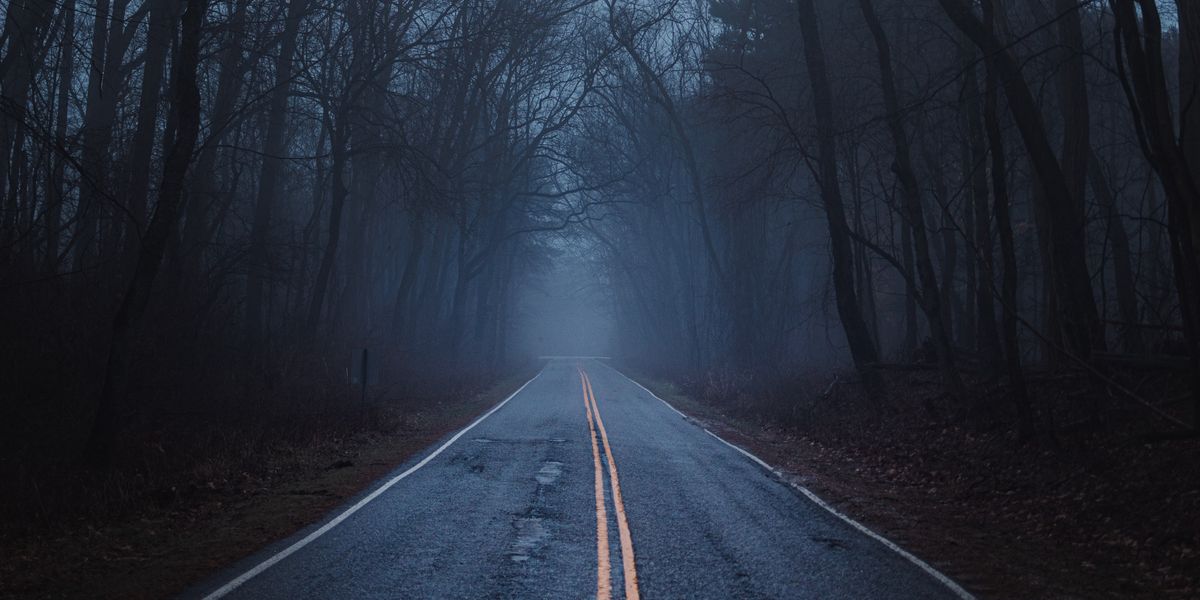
[1, 0, 1198, 597]
[513, 246, 615, 359]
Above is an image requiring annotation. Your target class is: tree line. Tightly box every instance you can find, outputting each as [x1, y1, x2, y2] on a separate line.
[0, 0, 611, 462]
[2, 0, 1197, 462]
[574, 0, 1198, 435]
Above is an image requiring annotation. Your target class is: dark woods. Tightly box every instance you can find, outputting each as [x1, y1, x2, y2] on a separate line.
[583, 0, 1199, 437]
[0, 0, 1197, 466]
[1, 0, 607, 465]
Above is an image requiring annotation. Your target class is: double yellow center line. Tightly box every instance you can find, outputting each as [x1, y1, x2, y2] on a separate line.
[578, 366, 640, 600]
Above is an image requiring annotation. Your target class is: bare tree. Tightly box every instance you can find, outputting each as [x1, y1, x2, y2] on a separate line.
[87, 0, 207, 463]
[796, 0, 880, 372]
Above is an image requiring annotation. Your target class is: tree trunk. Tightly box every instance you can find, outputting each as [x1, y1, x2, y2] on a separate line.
[338, 133, 383, 339]
[939, 0, 1103, 359]
[1112, 0, 1200, 426]
[86, 0, 204, 465]
[175, 0, 251, 291]
[963, 48, 1003, 367]
[74, 0, 137, 271]
[1176, 0, 1200, 427]
[1088, 152, 1144, 353]
[981, 0, 1032, 436]
[445, 239, 471, 361]
[391, 217, 426, 340]
[1054, 0, 1091, 234]
[797, 0, 880, 372]
[121, 0, 175, 265]
[859, 0, 963, 396]
[491, 247, 516, 370]
[307, 117, 349, 334]
[0, 0, 56, 213]
[413, 221, 452, 343]
[245, 0, 306, 349]
[45, 0, 76, 273]
[849, 153, 880, 350]
[610, 13, 725, 286]
[901, 208, 918, 354]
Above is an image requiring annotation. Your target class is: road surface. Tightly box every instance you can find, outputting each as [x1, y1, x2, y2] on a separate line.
[187, 359, 968, 599]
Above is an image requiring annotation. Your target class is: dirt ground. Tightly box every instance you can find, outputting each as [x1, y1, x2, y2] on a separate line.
[0, 370, 536, 600]
[632, 369, 1199, 600]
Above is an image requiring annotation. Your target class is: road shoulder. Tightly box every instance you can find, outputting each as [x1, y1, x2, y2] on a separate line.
[618, 369, 1199, 599]
[1, 368, 538, 600]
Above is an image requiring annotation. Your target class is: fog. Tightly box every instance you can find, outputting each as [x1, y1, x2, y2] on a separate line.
[4, 0, 1200, 596]
[4, 0, 1198, 461]
[514, 247, 615, 360]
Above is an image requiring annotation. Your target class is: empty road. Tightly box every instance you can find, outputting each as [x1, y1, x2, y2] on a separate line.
[188, 359, 968, 599]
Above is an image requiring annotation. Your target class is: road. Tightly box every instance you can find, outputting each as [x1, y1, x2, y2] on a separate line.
[187, 359, 969, 599]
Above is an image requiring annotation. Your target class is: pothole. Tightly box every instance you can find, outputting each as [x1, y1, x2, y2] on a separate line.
[509, 517, 549, 562]
[535, 461, 563, 485]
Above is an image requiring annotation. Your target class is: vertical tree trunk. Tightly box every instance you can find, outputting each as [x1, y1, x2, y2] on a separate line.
[963, 49, 1003, 367]
[849, 153, 881, 349]
[1053, 0, 1104, 355]
[1029, 182, 1062, 364]
[901, 209, 918, 354]
[175, 0, 251, 292]
[1176, 0, 1200, 427]
[731, 202, 760, 368]
[473, 254, 497, 343]
[610, 14, 725, 286]
[445, 238, 471, 361]
[293, 114, 328, 319]
[933, 163, 959, 347]
[307, 117, 349, 333]
[74, 0, 136, 271]
[245, 0, 306, 349]
[1054, 0, 1091, 231]
[961, 145, 978, 351]
[491, 247, 516, 370]
[86, 0, 205, 465]
[45, 0, 76, 273]
[859, 0, 963, 395]
[338, 135, 383, 339]
[981, 0, 1032, 436]
[1088, 152, 1144, 353]
[412, 221, 452, 343]
[121, 0, 175, 265]
[391, 217, 426, 339]
[939, 0, 1103, 359]
[0, 0, 56, 210]
[1112, 0, 1200, 426]
[797, 0, 880, 373]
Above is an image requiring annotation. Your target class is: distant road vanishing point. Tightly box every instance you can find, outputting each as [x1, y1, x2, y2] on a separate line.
[186, 359, 971, 600]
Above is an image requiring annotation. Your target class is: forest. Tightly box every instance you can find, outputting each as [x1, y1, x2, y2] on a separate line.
[1, 0, 1198, 597]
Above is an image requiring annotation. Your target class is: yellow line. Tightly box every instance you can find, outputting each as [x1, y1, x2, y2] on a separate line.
[583, 369, 641, 600]
[580, 368, 612, 600]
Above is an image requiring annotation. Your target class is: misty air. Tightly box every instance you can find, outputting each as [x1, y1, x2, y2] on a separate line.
[1, 0, 1197, 598]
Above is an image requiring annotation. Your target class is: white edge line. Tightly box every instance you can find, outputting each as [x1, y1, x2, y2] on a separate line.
[200, 367, 546, 600]
[611, 366, 976, 600]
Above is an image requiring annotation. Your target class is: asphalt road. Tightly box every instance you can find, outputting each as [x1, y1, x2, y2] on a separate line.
[187, 359, 968, 599]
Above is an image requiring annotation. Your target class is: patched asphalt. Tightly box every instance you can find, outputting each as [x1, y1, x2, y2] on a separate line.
[185, 359, 963, 599]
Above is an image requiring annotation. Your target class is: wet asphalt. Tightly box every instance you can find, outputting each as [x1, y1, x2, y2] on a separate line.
[185, 359, 964, 599]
